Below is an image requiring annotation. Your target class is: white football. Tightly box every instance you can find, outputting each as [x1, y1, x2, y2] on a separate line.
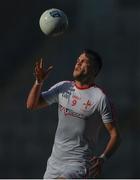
[39, 8, 68, 36]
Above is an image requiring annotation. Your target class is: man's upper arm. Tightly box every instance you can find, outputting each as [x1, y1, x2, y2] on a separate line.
[104, 121, 120, 138]
[98, 94, 114, 123]
[41, 81, 65, 106]
[35, 95, 48, 109]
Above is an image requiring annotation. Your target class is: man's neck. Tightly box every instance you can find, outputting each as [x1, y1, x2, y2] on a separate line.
[74, 80, 95, 89]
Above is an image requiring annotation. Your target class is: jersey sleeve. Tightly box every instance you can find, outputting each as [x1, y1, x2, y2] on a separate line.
[41, 81, 64, 105]
[98, 94, 114, 123]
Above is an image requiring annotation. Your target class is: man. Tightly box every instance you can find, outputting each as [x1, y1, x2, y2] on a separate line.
[27, 49, 121, 179]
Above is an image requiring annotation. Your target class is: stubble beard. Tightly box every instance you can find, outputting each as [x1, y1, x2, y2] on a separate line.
[73, 71, 89, 84]
[73, 70, 95, 85]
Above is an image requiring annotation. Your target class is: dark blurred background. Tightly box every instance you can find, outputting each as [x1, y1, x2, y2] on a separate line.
[0, 0, 140, 178]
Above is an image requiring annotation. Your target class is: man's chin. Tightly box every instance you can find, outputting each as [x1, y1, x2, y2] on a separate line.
[73, 73, 82, 81]
[73, 72, 78, 78]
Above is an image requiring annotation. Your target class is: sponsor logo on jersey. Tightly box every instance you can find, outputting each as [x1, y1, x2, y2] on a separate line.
[59, 104, 84, 119]
[62, 91, 71, 99]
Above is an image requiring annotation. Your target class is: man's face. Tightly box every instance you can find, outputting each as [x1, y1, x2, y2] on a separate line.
[73, 53, 94, 81]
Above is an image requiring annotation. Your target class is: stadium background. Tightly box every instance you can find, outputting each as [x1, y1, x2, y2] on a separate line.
[0, 0, 140, 178]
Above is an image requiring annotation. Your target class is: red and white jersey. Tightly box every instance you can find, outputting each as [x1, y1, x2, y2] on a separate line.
[41, 81, 114, 164]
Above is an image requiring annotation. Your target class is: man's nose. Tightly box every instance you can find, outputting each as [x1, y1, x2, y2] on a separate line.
[77, 60, 82, 66]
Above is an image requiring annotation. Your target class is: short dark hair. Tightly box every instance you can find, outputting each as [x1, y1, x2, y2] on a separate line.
[82, 49, 102, 77]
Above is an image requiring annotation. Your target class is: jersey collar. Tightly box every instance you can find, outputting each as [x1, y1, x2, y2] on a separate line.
[74, 81, 95, 90]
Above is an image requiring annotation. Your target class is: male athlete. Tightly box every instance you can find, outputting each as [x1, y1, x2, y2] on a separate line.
[27, 49, 121, 179]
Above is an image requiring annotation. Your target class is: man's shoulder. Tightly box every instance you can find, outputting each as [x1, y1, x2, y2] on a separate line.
[93, 84, 113, 105]
[56, 80, 73, 86]
[53, 80, 74, 89]
[92, 84, 106, 97]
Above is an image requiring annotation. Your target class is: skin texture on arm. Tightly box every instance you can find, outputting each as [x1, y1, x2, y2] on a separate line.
[26, 82, 48, 110]
[88, 121, 121, 178]
[26, 59, 53, 110]
[102, 121, 121, 158]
